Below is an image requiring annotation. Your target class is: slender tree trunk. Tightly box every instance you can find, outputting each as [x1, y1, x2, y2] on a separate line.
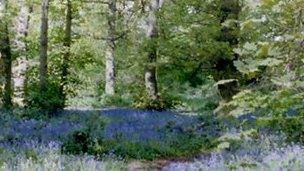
[39, 0, 49, 92]
[0, 58, 3, 102]
[59, 0, 72, 108]
[105, 0, 116, 95]
[0, 1, 4, 102]
[144, 0, 162, 100]
[12, 1, 32, 106]
[24, 6, 33, 100]
[0, 0, 13, 108]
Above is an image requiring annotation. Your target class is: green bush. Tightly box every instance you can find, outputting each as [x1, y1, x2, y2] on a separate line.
[100, 135, 209, 160]
[62, 113, 107, 155]
[62, 130, 93, 154]
[19, 108, 50, 120]
[62, 118, 213, 160]
[25, 81, 63, 113]
[217, 88, 304, 144]
[98, 94, 133, 108]
[62, 131, 208, 160]
[133, 92, 181, 111]
[258, 116, 304, 144]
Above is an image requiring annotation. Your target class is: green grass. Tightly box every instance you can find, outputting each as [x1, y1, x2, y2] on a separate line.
[62, 130, 215, 161]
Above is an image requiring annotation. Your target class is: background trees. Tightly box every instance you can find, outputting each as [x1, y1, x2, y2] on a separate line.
[0, 0, 249, 110]
[1, 1, 304, 168]
[0, 0, 302, 116]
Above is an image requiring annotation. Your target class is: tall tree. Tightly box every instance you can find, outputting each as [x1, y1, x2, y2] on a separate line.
[0, 0, 13, 108]
[105, 0, 117, 95]
[12, 1, 32, 106]
[144, 0, 162, 100]
[59, 0, 72, 108]
[39, 0, 49, 92]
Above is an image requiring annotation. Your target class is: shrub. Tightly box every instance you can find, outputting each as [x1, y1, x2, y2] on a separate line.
[98, 94, 133, 108]
[62, 114, 212, 160]
[25, 80, 63, 113]
[62, 113, 107, 155]
[215, 88, 304, 144]
[133, 92, 181, 111]
[105, 135, 208, 160]
[63, 131, 209, 160]
[258, 116, 304, 144]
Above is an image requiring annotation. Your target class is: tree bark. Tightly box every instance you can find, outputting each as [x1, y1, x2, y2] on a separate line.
[144, 0, 162, 100]
[105, 0, 116, 95]
[39, 0, 49, 92]
[12, 1, 32, 106]
[59, 0, 72, 108]
[0, 1, 4, 103]
[0, 0, 13, 108]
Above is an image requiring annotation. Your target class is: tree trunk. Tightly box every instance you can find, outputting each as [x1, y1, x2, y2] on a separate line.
[12, 1, 32, 106]
[144, 0, 162, 100]
[0, 57, 3, 102]
[105, 0, 116, 95]
[39, 0, 49, 92]
[59, 0, 72, 108]
[0, 0, 13, 108]
[0, 1, 4, 103]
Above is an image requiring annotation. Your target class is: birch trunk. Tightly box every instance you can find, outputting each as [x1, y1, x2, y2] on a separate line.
[144, 0, 162, 100]
[12, 1, 32, 106]
[105, 0, 116, 95]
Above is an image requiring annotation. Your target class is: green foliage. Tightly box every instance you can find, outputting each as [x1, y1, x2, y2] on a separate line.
[216, 88, 304, 144]
[133, 92, 181, 111]
[258, 117, 304, 144]
[62, 113, 106, 155]
[25, 149, 38, 161]
[61, 112, 215, 161]
[211, 0, 304, 146]
[25, 80, 63, 113]
[4, 0, 304, 166]
[157, 0, 234, 85]
[98, 94, 133, 108]
[108, 135, 207, 160]
[63, 132, 210, 161]
[171, 80, 220, 114]
[62, 130, 94, 154]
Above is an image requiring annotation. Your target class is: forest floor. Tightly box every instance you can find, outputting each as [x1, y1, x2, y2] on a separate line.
[0, 108, 205, 170]
[0, 108, 202, 142]
[1, 108, 304, 170]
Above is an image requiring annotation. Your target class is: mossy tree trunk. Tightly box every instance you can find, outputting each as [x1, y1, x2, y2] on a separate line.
[105, 0, 117, 95]
[59, 0, 72, 108]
